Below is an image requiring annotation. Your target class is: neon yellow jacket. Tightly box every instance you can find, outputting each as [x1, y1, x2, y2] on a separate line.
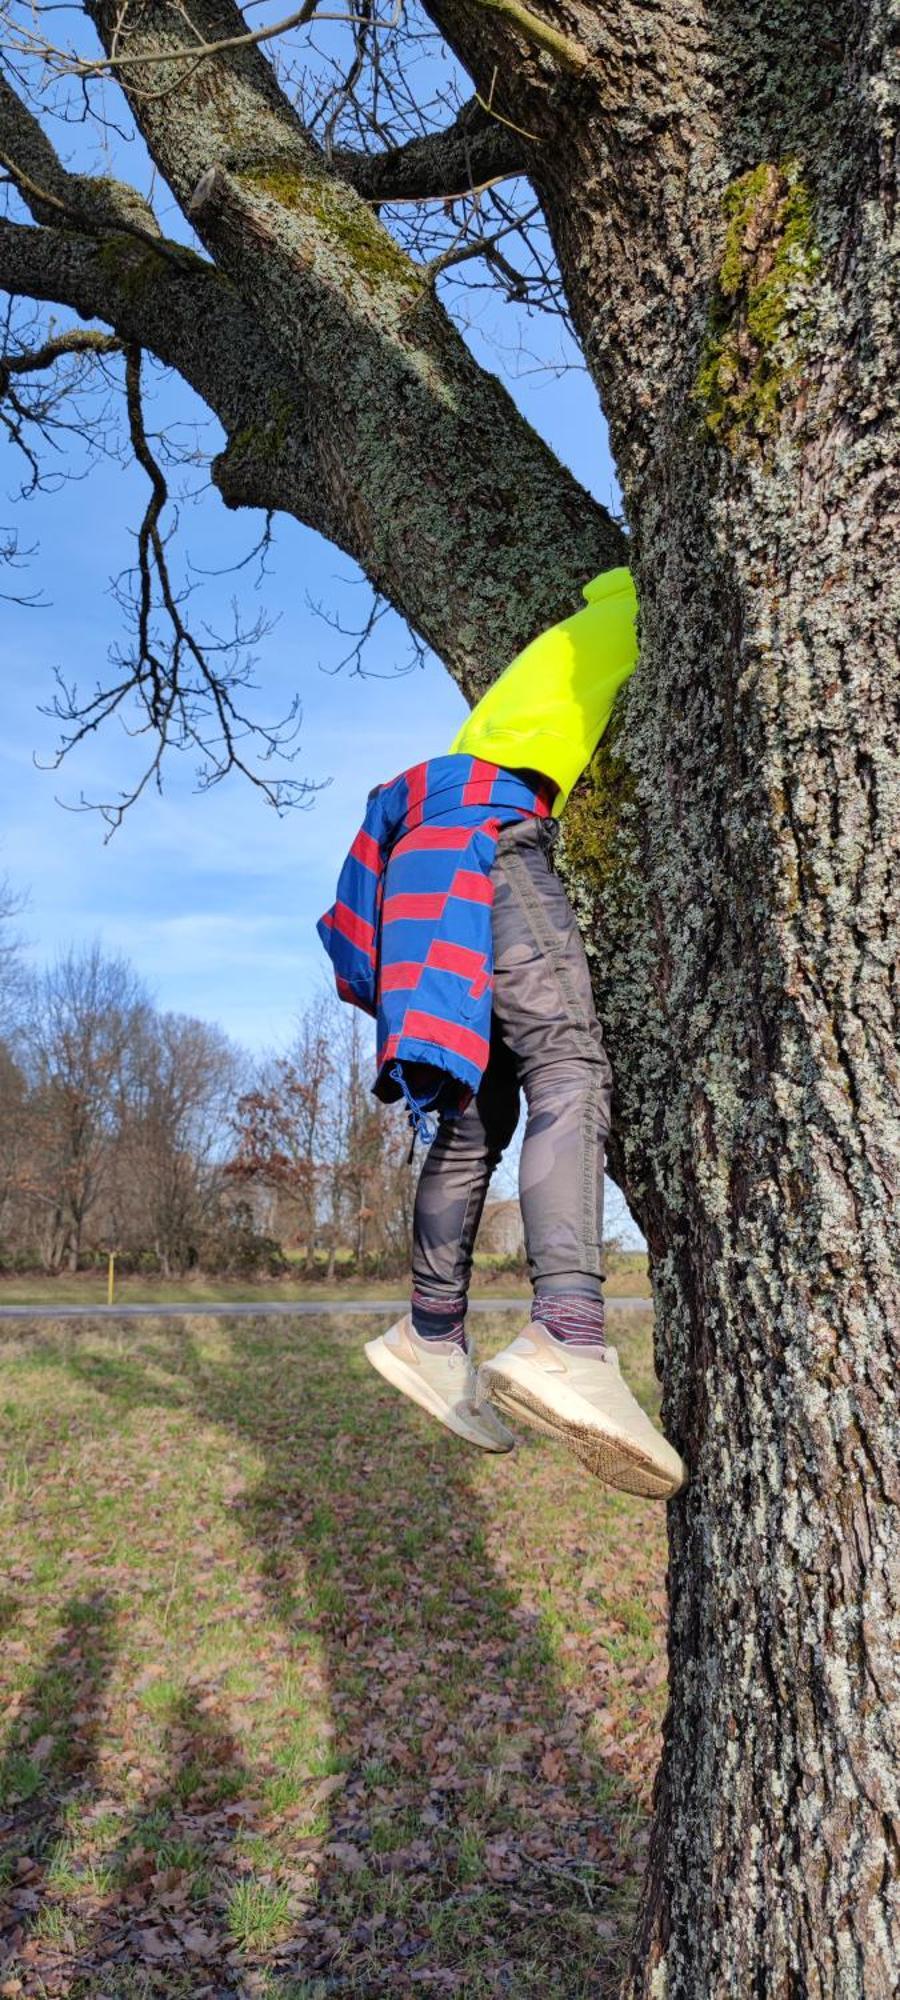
[449, 566, 637, 815]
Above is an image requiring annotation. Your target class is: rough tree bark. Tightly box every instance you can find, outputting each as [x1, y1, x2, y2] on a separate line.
[1, 3, 897, 1993]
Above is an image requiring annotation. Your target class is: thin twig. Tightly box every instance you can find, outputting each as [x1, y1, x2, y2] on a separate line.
[39, 344, 312, 834]
[475, 68, 542, 145]
[3, 5, 404, 79]
[0, 330, 123, 379]
[360, 171, 513, 207]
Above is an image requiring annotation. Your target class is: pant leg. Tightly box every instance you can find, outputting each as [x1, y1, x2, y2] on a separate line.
[490, 816, 613, 1294]
[411, 1021, 520, 1306]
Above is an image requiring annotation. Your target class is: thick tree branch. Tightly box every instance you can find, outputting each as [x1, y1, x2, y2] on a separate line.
[0, 141, 199, 271]
[0, 73, 163, 242]
[332, 95, 527, 203]
[84, 0, 622, 688]
[0, 216, 324, 529]
[0, 68, 80, 209]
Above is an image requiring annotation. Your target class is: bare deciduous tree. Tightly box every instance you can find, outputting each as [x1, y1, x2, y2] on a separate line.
[0, 872, 27, 1038]
[22, 942, 147, 1270]
[114, 1008, 241, 1274]
[0, 1035, 27, 1245]
[229, 988, 417, 1272]
[228, 993, 334, 1268]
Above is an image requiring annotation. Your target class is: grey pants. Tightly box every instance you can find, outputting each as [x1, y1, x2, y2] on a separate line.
[412, 816, 613, 1304]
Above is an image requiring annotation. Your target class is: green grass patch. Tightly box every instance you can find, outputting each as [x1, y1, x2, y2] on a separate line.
[0, 1304, 666, 1995]
[227, 1875, 293, 1948]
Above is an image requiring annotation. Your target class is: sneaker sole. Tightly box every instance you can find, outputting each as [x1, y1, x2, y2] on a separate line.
[482, 1368, 684, 1497]
[365, 1337, 515, 1453]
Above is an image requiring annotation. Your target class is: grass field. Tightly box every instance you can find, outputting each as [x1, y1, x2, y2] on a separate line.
[0, 1259, 651, 1310]
[0, 1308, 666, 1998]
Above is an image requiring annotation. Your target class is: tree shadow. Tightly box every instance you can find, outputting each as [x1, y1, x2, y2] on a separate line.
[1, 1616, 277, 1998]
[0, 1591, 119, 1987]
[10, 1313, 662, 1996]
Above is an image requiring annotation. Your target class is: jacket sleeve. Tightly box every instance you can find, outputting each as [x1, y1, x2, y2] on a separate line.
[316, 802, 385, 1016]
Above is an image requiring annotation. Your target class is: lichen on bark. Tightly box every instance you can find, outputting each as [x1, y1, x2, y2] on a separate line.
[560, 706, 638, 904]
[694, 158, 822, 451]
[242, 158, 423, 297]
[93, 233, 205, 301]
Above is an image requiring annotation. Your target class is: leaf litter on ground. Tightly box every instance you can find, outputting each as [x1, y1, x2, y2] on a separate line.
[0, 1305, 666, 1997]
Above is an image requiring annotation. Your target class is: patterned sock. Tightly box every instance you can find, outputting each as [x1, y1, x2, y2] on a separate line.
[532, 1291, 606, 1347]
[411, 1289, 468, 1350]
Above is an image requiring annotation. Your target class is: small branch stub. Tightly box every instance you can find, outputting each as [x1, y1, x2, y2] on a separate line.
[187, 165, 225, 221]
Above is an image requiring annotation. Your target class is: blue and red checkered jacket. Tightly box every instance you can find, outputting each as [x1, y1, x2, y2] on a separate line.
[317, 755, 548, 1132]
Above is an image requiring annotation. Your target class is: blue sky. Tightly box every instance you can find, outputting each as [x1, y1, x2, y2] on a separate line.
[0, 15, 639, 1239]
[2, 330, 617, 1050]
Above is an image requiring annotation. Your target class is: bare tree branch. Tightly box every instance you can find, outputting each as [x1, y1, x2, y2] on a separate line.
[0, 143, 200, 272]
[36, 340, 314, 836]
[0, 316, 122, 496]
[309, 583, 429, 678]
[0, 72, 165, 241]
[332, 93, 527, 202]
[0, 326, 123, 378]
[0, 517, 44, 604]
[0, 216, 326, 525]
[2, 3, 394, 82]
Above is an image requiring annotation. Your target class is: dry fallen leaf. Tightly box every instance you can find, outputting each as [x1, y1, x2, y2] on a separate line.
[324, 1841, 365, 1874]
[540, 1746, 565, 1782]
[134, 1927, 178, 1960]
[306, 1773, 347, 1805]
[177, 1924, 218, 1958]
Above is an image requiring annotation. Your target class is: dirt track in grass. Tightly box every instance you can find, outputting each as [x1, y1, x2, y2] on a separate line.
[0, 1308, 667, 1998]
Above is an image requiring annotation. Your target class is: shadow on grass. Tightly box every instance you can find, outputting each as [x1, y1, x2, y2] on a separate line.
[2, 1314, 659, 1997]
[0, 1593, 118, 1977]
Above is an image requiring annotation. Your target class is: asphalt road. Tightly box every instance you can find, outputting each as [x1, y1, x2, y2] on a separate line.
[0, 1297, 650, 1321]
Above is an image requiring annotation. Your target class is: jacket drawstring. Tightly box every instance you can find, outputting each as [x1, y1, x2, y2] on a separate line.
[390, 1063, 439, 1160]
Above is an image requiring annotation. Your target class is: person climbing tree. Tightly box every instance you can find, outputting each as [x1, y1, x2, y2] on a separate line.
[319, 567, 686, 1499]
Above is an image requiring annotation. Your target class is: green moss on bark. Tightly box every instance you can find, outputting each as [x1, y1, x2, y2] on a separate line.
[224, 388, 298, 473]
[695, 159, 821, 451]
[243, 161, 420, 294]
[560, 721, 637, 895]
[93, 234, 204, 300]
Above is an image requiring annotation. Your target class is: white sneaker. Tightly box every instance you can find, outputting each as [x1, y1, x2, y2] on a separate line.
[477, 1321, 686, 1497]
[365, 1316, 516, 1453]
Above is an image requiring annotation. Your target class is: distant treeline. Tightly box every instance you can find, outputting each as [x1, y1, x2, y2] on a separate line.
[0, 877, 420, 1278]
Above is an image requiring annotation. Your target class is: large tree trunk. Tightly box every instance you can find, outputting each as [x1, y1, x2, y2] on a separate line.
[499, 9, 900, 1992]
[1, 2, 897, 1991]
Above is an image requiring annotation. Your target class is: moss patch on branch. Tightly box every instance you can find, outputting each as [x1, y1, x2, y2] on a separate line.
[695, 159, 821, 452]
[243, 160, 421, 296]
[221, 387, 298, 482]
[93, 232, 205, 301]
[560, 720, 637, 897]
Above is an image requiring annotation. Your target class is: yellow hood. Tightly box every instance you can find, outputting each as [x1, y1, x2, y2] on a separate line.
[449, 566, 637, 815]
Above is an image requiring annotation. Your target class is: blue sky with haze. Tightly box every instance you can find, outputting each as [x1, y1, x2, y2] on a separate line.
[1, 9, 639, 1237]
